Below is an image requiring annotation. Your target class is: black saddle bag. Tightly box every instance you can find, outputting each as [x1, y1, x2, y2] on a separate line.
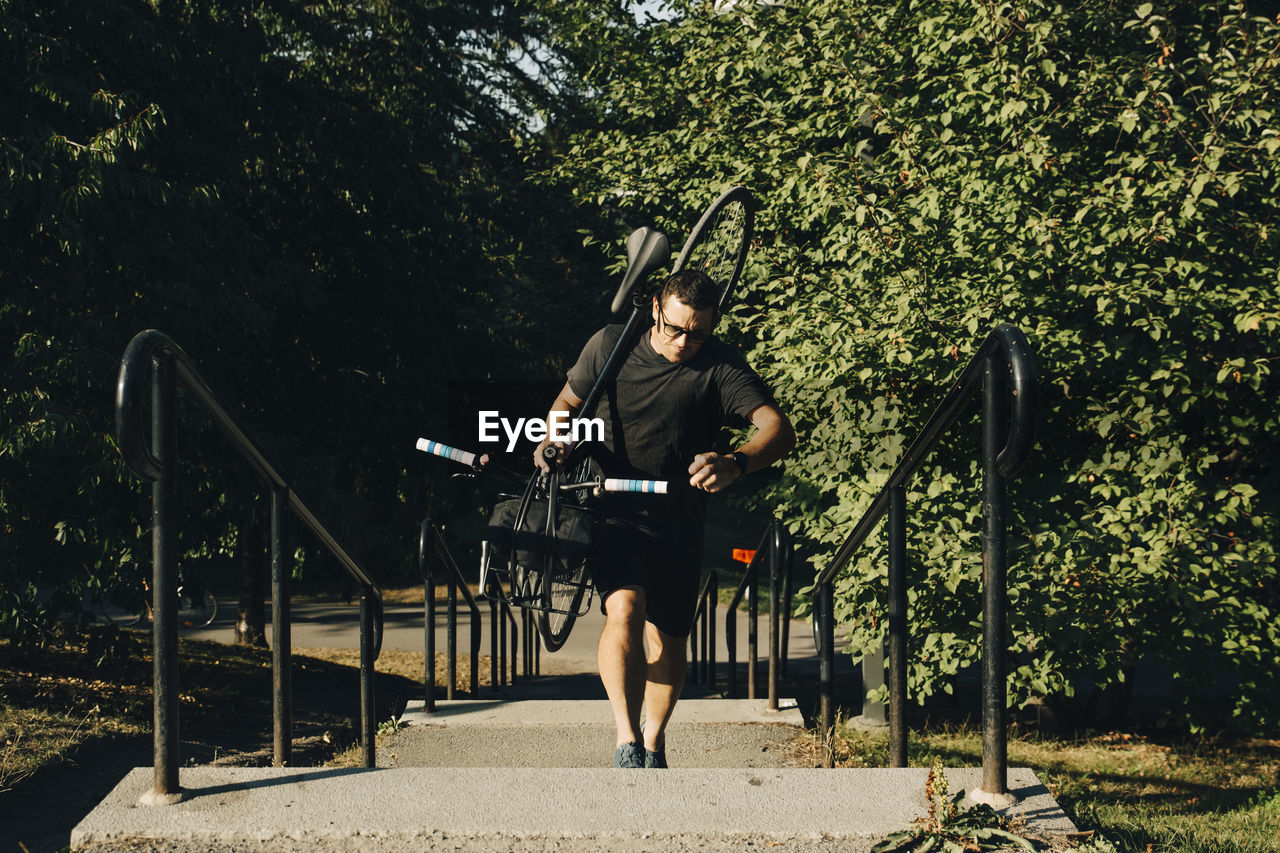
[486, 496, 595, 580]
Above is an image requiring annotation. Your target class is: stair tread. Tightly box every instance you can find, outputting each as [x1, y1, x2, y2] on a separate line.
[72, 766, 1076, 849]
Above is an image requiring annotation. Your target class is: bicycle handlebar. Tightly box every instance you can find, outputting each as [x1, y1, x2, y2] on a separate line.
[416, 438, 485, 468]
[602, 478, 669, 494]
[417, 437, 668, 494]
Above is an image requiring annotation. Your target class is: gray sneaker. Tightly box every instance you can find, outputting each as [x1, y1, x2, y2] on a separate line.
[639, 721, 668, 768]
[613, 741, 644, 769]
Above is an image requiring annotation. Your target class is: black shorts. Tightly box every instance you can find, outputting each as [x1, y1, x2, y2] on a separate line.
[592, 519, 703, 639]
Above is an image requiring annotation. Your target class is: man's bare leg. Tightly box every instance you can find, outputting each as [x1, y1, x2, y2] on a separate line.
[599, 587, 647, 747]
[641, 622, 687, 753]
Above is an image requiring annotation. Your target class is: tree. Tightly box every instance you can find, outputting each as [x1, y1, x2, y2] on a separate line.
[1, 0, 608, 643]
[541, 0, 1280, 728]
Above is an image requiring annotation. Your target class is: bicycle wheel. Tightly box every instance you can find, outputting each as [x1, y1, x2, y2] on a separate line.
[672, 186, 755, 311]
[177, 583, 218, 628]
[536, 554, 590, 653]
[92, 593, 148, 628]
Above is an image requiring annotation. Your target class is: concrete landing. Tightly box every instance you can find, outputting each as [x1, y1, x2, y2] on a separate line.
[383, 699, 806, 769]
[400, 697, 805, 726]
[72, 766, 1074, 851]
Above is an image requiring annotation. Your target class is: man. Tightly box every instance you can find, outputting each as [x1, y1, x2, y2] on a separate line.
[535, 268, 795, 769]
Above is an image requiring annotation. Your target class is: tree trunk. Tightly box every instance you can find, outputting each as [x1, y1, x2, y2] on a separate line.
[235, 521, 268, 647]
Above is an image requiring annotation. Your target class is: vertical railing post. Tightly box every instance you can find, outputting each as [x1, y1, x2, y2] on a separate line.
[887, 483, 908, 767]
[150, 353, 180, 802]
[748, 550, 758, 700]
[489, 599, 500, 692]
[521, 609, 527, 677]
[818, 579, 835, 768]
[688, 598, 700, 684]
[768, 522, 782, 712]
[701, 584, 711, 676]
[981, 352, 1009, 796]
[780, 541, 792, 679]
[446, 564, 457, 700]
[523, 609, 533, 677]
[708, 569, 717, 692]
[508, 607, 518, 686]
[359, 584, 376, 768]
[726, 604, 738, 697]
[420, 521, 436, 713]
[469, 597, 481, 697]
[271, 485, 292, 767]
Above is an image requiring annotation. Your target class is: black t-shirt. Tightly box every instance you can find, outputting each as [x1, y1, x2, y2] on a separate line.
[566, 324, 774, 541]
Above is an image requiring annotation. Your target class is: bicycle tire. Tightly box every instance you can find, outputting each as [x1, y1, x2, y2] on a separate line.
[177, 584, 218, 628]
[672, 186, 755, 311]
[536, 554, 590, 652]
[88, 583, 148, 628]
[96, 597, 147, 628]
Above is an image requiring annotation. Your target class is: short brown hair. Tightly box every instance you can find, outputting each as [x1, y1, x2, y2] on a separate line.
[659, 269, 720, 311]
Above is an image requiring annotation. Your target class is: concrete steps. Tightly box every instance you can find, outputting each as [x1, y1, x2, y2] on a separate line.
[72, 766, 1073, 852]
[71, 698, 1076, 851]
[382, 698, 805, 769]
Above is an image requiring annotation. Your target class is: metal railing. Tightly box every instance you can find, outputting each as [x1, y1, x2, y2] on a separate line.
[420, 520, 480, 703]
[419, 519, 528, 709]
[813, 323, 1036, 799]
[114, 330, 384, 803]
[687, 570, 717, 688]
[725, 520, 793, 706]
[769, 523, 795, 709]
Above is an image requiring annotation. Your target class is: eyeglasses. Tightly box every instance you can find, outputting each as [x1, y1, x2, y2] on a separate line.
[658, 305, 713, 344]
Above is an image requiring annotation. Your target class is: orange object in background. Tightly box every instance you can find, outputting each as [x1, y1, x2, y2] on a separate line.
[732, 548, 757, 564]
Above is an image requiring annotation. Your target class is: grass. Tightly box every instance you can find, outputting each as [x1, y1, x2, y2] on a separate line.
[789, 718, 1280, 853]
[0, 625, 496, 849]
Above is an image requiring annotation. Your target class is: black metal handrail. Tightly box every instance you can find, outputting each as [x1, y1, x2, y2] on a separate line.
[490, 594, 519, 688]
[813, 323, 1036, 799]
[767, 521, 794, 709]
[726, 529, 766, 699]
[725, 519, 793, 705]
[687, 569, 718, 688]
[523, 607, 541, 676]
[420, 520, 482, 704]
[114, 329, 385, 803]
[420, 519, 535, 710]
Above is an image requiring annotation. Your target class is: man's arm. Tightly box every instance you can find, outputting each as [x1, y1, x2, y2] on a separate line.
[533, 381, 585, 471]
[688, 403, 796, 494]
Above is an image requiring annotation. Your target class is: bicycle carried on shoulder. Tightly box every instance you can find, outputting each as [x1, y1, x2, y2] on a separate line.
[416, 438, 667, 651]
[416, 185, 755, 652]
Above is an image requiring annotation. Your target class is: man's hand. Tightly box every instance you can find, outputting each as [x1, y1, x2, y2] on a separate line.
[534, 439, 572, 472]
[535, 384, 585, 473]
[688, 452, 742, 493]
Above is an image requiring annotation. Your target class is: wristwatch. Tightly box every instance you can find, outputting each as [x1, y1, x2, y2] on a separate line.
[730, 451, 749, 475]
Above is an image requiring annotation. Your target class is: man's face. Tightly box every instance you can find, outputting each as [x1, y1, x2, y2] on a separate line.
[650, 295, 717, 363]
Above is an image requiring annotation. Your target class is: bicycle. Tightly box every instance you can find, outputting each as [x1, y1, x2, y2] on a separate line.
[417, 186, 755, 651]
[88, 564, 218, 630]
[417, 438, 668, 651]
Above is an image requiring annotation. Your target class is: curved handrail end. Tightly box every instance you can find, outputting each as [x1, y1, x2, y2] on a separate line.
[115, 329, 175, 482]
